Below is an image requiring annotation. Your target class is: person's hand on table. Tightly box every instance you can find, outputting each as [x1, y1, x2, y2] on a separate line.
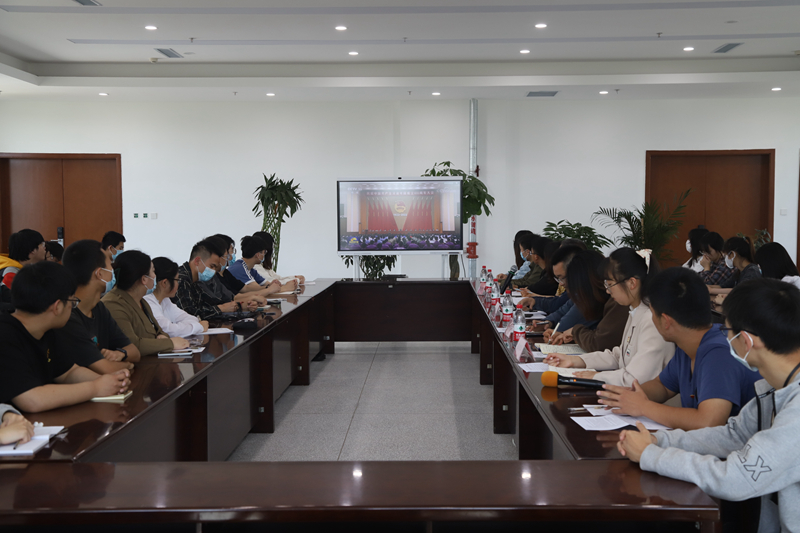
[573, 370, 597, 379]
[171, 337, 190, 350]
[199, 320, 209, 332]
[618, 422, 657, 463]
[543, 353, 584, 368]
[296, 275, 305, 284]
[245, 300, 259, 311]
[519, 288, 532, 297]
[597, 381, 645, 416]
[218, 301, 237, 313]
[95, 369, 131, 397]
[714, 294, 727, 305]
[561, 327, 574, 343]
[101, 348, 126, 362]
[265, 280, 282, 295]
[1, 411, 27, 428]
[0, 416, 34, 446]
[519, 297, 535, 311]
[282, 279, 298, 292]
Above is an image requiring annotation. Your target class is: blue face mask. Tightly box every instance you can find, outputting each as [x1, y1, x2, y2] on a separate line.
[198, 260, 216, 283]
[100, 268, 116, 294]
[727, 331, 758, 372]
[145, 275, 157, 296]
[230, 253, 237, 263]
[520, 251, 527, 261]
[111, 248, 124, 262]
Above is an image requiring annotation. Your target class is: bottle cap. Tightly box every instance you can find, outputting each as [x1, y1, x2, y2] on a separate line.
[516, 304, 523, 308]
[505, 290, 511, 294]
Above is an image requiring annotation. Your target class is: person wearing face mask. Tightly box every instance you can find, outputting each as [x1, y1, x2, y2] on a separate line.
[226, 236, 287, 295]
[252, 231, 304, 291]
[520, 239, 560, 297]
[144, 257, 208, 338]
[508, 235, 549, 289]
[496, 230, 535, 283]
[597, 267, 760, 431]
[710, 236, 762, 302]
[102, 250, 189, 356]
[52, 240, 140, 371]
[697, 231, 735, 286]
[101, 231, 126, 263]
[682, 227, 708, 273]
[214, 234, 281, 298]
[545, 248, 675, 387]
[616, 278, 800, 533]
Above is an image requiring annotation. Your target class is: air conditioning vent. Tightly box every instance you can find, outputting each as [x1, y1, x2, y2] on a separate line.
[73, 0, 102, 6]
[155, 48, 184, 59]
[713, 43, 742, 54]
[526, 91, 558, 97]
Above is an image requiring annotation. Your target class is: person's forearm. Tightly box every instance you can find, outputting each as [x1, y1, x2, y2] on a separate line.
[58, 365, 101, 384]
[14, 382, 98, 413]
[641, 402, 726, 431]
[239, 282, 261, 293]
[90, 359, 132, 374]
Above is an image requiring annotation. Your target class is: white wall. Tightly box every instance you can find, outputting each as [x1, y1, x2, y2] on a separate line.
[1, 96, 798, 281]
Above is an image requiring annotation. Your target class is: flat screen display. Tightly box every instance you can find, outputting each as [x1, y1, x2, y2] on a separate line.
[337, 179, 463, 254]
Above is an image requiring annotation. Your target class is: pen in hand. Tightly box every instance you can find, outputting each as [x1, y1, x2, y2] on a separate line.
[548, 321, 561, 345]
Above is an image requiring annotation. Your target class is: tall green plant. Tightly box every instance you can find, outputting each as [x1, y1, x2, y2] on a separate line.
[342, 255, 398, 281]
[422, 161, 495, 221]
[542, 220, 613, 251]
[591, 189, 691, 262]
[252, 173, 304, 271]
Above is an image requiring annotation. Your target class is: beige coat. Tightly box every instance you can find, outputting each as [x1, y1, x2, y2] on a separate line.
[102, 287, 174, 356]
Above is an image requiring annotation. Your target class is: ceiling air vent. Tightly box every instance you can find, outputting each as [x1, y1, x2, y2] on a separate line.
[713, 43, 742, 54]
[155, 48, 184, 59]
[526, 91, 558, 97]
[73, 0, 102, 6]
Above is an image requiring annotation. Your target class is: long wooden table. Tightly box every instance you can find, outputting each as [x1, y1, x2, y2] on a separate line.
[0, 279, 720, 531]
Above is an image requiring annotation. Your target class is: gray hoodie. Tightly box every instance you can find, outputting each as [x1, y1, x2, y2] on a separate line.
[0, 403, 20, 421]
[640, 378, 800, 533]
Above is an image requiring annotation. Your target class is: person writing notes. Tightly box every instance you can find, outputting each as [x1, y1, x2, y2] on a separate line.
[597, 268, 761, 430]
[545, 248, 675, 387]
[144, 257, 208, 338]
[102, 251, 190, 356]
[0, 262, 130, 413]
[0, 404, 34, 446]
[617, 278, 800, 533]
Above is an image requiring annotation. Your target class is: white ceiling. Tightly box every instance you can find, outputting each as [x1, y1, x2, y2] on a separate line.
[0, 0, 799, 101]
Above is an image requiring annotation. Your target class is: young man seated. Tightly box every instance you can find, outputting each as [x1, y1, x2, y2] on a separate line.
[617, 278, 800, 532]
[597, 267, 761, 429]
[698, 231, 735, 287]
[101, 231, 126, 263]
[56, 239, 139, 371]
[0, 262, 130, 413]
[45, 241, 64, 263]
[0, 229, 46, 288]
[226, 236, 284, 294]
[213, 234, 281, 298]
[173, 238, 258, 320]
[252, 231, 304, 289]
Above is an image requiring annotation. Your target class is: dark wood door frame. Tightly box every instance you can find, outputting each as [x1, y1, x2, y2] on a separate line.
[645, 148, 775, 238]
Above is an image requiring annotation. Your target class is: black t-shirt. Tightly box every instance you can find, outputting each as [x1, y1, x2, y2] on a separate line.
[49, 303, 131, 369]
[220, 270, 245, 294]
[0, 314, 75, 405]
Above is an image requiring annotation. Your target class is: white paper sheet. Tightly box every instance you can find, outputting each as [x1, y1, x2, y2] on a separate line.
[204, 328, 234, 335]
[518, 362, 549, 372]
[571, 414, 670, 431]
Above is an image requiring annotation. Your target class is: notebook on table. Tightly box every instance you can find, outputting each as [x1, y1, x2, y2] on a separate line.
[0, 426, 64, 456]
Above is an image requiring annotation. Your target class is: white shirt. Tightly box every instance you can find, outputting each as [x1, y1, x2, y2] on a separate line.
[144, 293, 204, 338]
[782, 275, 800, 290]
[683, 257, 704, 273]
[253, 264, 298, 284]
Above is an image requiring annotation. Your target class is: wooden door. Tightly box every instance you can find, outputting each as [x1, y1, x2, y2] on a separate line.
[63, 159, 123, 246]
[7, 159, 65, 243]
[646, 150, 774, 268]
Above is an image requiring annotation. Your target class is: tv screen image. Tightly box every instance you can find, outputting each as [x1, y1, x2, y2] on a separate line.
[337, 180, 463, 254]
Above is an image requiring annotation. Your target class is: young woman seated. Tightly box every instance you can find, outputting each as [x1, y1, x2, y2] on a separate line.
[519, 240, 560, 297]
[496, 230, 534, 282]
[755, 241, 800, 290]
[711, 236, 762, 303]
[144, 257, 209, 338]
[544, 248, 675, 387]
[682, 226, 708, 273]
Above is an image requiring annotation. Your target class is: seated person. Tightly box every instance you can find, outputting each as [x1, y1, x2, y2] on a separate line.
[203, 236, 269, 306]
[511, 235, 549, 289]
[497, 230, 534, 282]
[711, 236, 762, 301]
[682, 226, 708, 273]
[54, 239, 140, 372]
[0, 262, 130, 413]
[617, 278, 800, 533]
[214, 234, 281, 298]
[547, 250, 628, 352]
[0, 229, 46, 288]
[545, 248, 675, 387]
[101, 231, 126, 263]
[755, 241, 800, 290]
[173, 238, 258, 320]
[521, 239, 560, 297]
[697, 231, 735, 287]
[44, 241, 63, 263]
[0, 404, 34, 446]
[102, 250, 189, 356]
[144, 257, 208, 337]
[226, 235, 287, 293]
[252, 231, 304, 288]
[598, 267, 761, 430]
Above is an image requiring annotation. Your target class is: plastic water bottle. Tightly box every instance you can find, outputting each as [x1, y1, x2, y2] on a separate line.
[502, 290, 514, 323]
[479, 265, 488, 294]
[491, 279, 501, 307]
[513, 303, 526, 342]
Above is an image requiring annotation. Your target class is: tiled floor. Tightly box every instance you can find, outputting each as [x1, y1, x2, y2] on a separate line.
[228, 341, 517, 462]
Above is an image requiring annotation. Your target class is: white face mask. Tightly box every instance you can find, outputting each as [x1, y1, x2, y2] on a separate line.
[685, 240, 692, 253]
[724, 252, 736, 270]
[727, 331, 758, 372]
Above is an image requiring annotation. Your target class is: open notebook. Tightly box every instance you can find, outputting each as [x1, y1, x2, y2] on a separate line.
[0, 426, 64, 456]
[534, 343, 586, 355]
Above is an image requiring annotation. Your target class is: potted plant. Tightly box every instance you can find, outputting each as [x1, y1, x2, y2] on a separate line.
[542, 220, 613, 251]
[591, 189, 691, 262]
[341, 255, 398, 281]
[422, 161, 495, 280]
[252, 173, 304, 271]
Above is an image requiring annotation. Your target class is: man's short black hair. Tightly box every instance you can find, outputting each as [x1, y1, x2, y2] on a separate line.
[62, 240, 108, 286]
[723, 278, 800, 354]
[240, 236, 267, 259]
[45, 241, 64, 261]
[550, 244, 583, 270]
[190, 238, 224, 261]
[206, 236, 229, 261]
[212, 234, 235, 250]
[700, 231, 724, 254]
[11, 261, 76, 314]
[518, 232, 540, 252]
[8, 229, 44, 261]
[101, 231, 126, 250]
[648, 267, 711, 329]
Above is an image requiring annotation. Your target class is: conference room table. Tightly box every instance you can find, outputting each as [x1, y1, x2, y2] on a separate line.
[0, 278, 720, 531]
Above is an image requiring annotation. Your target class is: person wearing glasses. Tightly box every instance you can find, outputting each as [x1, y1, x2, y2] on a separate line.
[144, 257, 208, 338]
[0, 262, 130, 413]
[596, 267, 760, 431]
[616, 278, 800, 533]
[545, 248, 675, 387]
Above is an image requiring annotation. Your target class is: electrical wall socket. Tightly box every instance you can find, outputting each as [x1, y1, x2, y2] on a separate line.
[780, 208, 788, 216]
[151, 213, 158, 219]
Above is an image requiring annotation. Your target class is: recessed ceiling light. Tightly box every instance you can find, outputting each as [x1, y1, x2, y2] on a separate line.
[772, 87, 782, 91]
[520, 49, 530, 54]
[335, 26, 347, 31]
[99, 92, 108, 96]
[683, 47, 694, 51]
[432, 92, 441, 96]
[145, 25, 157, 30]
[535, 23, 547, 29]
[726, 20, 738, 23]
[349, 51, 358, 56]
[266, 93, 275, 96]
[599, 91, 609, 95]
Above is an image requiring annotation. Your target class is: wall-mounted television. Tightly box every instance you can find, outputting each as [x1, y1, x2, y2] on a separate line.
[337, 179, 463, 254]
